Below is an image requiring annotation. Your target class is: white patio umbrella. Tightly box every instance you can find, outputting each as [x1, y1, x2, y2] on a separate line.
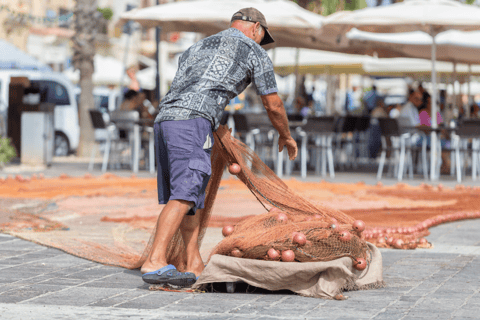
[347, 29, 480, 65]
[269, 48, 369, 76]
[322, 0, 480, 181]
[118, 0, 332, 49]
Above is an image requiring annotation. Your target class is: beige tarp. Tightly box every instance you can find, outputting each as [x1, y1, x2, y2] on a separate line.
[194, 243, 384, 299]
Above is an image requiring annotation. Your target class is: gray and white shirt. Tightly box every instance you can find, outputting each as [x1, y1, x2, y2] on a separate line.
[155, 28, 278, 131]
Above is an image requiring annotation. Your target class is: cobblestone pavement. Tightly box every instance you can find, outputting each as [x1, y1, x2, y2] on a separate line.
[2, 159, 480, 319]
[1, 217, 479, 320]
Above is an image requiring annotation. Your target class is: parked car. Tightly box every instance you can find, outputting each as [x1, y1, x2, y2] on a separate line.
[0, 70, 79, 157]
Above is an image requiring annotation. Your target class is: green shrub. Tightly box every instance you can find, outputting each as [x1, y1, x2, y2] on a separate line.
[0, 136, 17, 166]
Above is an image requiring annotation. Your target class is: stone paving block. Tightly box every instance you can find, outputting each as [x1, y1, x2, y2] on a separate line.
[372, 313, 405, 320]
[0, 239, 41, 251]
[64, 266, 124, 280]
[25, 286, 127, 306]
[166, 295, 259, 314]
[87, 289, 152, 307]
[0, 284, 64, 303]
[0, 269, 45, 281]
[451, 311, 479, 319]
[80, 279, 147, 289]
[115, 292, 192, 309]
[37, 277, 90, 287]
[307, 307, 378, 319]
[0, 283, 24, 294]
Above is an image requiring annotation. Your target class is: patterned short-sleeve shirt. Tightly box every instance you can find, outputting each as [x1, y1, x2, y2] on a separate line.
[155, 28, 278, 131]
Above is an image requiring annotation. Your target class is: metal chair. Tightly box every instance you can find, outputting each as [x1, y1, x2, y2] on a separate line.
[232, 113, 275, 166]
[452, 119, 480, 182]
[376, 117, 416, 181]
[299, 116, 336, 178]
[88, 110, 117, 172]
[109, 110, 140, 170]
[334, 116, 358, 169]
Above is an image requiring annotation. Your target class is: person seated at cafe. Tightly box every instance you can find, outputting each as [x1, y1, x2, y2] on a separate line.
[399, 89, 422, 126]
[417, 95, 452, 174]
[293, 96, 311, 119]
[470, 103, 480, 118]
[419, 95, 443, 127]
[368, 98, 388, 159]
[417, 83, 429, 112]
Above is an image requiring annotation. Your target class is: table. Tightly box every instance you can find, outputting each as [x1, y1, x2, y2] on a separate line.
[111, 118, 155, 174]
[401, 125, 456, 180]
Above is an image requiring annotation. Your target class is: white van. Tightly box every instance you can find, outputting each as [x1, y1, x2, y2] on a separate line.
[0, 70, 79, 156]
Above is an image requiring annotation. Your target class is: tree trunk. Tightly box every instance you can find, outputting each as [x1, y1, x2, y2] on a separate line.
[77, 59, 96, 157]
[73, 0, 99, 157]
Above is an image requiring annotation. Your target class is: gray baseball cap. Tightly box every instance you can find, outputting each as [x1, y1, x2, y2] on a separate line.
[231, 7, 275, 46]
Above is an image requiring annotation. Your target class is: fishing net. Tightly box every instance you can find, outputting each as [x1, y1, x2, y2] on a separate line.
[130, 125, 369, 271]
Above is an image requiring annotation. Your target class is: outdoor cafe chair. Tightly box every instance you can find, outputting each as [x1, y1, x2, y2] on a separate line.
[334, 115, 358, 170]
[299, 116, 336, 179]
[232, 113, 276, 168]
[88, 109, 118, 172]
[376, 117, 419, 181]
[452, 119, 480, 182]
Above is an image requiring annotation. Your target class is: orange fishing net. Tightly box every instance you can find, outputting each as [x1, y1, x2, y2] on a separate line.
[2, 126, 480, 271]
[131, 125, 370, 271]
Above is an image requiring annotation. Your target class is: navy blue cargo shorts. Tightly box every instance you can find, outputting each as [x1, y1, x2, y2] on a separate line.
[154, 118, 213, 215]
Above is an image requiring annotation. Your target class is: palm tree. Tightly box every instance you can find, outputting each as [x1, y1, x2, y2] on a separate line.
[72, 0, 103, 157]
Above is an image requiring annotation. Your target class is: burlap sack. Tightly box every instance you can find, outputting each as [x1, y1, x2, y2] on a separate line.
[194, 243, 384, 299]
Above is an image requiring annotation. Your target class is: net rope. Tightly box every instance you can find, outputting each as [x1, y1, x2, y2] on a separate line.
[126, 125, 369, 271]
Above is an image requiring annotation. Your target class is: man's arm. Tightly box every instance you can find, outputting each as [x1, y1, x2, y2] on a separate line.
[261, 93, 298, 160]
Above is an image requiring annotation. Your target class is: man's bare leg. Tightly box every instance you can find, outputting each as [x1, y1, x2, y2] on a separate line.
[141, 199, 193, 274]
[180, 210, 205, 277]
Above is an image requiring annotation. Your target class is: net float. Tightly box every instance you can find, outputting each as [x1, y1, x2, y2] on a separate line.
[267, 248, 280, 260]
[228, 163, 241, 175]
[386, 237, 394, 245]
[393, 239, 404, 249]
[377, 237, 386, 245]
[276, 213, 288, 222]
[292, 232, 307, 246]
[15, 175, 24, 182]
[339, 230, 352, 242]
[352, 220, 365, 233]
[353, 258, 367, 271]
[281, 249, 295, 262]
[418, 238, 428, 245]
[269, 207, 281, 214]
[222, 225, 234, 237]
[331, 218, 338, 225]
[330, 224, 337, 230]
[231, 248, 243, 258]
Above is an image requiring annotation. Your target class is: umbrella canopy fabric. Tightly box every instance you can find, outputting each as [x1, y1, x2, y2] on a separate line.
[347, 29, 480, 65]
[269, 47, 480, 77]
[119, 0, 333, 49]
[63, 55, 129, 86]
[0, 39, 51, 72]
[322, 0, 480, 34]
[270, 48, 368, 76]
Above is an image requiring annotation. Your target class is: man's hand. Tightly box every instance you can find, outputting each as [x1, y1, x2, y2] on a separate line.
[278, 136, 298, 160]
[261, 93, 298, 160]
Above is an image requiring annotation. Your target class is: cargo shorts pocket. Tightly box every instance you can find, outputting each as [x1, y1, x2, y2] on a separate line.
[188, 159, 211, 176]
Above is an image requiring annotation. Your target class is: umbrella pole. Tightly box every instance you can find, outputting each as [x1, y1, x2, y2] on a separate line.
[430, 34, 438, 181]
[452, 62, 457, 116]
[467, 64, 472, 118]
